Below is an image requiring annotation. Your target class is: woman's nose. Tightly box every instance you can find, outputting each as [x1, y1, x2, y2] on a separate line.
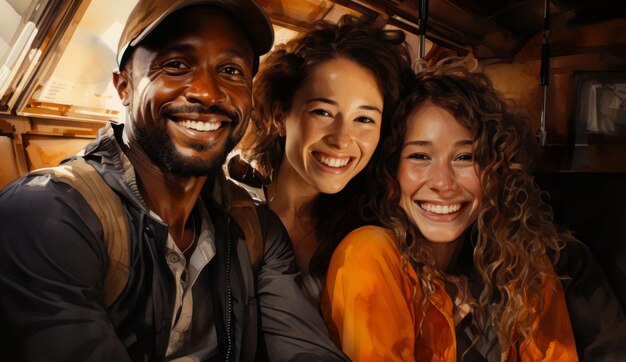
[428, 162, 458, 193]
[325, 119, 352, 149]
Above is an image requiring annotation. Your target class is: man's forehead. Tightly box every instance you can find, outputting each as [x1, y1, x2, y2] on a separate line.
[139, 6, 254, 59]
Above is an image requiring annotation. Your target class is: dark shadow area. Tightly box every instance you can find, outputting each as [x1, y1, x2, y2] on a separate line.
[536, 172, 626, 308]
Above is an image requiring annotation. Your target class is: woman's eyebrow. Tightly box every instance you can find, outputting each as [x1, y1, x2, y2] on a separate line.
[359, 105, 382, 113]
[305, 98, 382, 113]
[306, 97, 337, 105]
[403, 140, 432, 147]
[456, 140, 473, 146]
[403, 140, 473, 147]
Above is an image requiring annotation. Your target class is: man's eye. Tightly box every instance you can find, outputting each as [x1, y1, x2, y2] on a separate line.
[221, 66, 243, 76]
[163, 61, 188, 70]
[311, 109, 332, 117]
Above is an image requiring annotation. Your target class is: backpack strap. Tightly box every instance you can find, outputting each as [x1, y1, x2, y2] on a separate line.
[31, 158, 131, 308]
[226, 179, 264, 271]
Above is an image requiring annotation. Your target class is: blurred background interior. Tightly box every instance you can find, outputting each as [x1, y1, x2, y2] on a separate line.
[0, 0, 624, 305]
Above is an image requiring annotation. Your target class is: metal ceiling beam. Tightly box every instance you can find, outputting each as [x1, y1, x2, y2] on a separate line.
[333, 0, 423, 27]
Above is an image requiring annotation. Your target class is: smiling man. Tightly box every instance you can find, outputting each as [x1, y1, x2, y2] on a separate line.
[0, 0, 347, 361]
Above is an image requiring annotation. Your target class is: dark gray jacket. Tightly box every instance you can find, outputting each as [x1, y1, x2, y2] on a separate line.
[0, 123, 347, 362]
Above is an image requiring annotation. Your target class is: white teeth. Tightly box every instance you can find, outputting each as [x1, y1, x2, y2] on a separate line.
[179, 119, 221, 131]
[419, 202, 462, 215]
[318, 155, 350, 168]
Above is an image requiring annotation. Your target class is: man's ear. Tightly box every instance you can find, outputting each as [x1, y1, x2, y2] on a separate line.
[112, 69, 131, 106]
[271, 102, 286, 137]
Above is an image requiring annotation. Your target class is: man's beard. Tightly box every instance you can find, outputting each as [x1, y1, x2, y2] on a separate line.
[134, 104, 241, 177]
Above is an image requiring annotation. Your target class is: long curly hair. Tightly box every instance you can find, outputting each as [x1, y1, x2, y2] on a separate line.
[363, 59, 564, 353]
[239, 15, 414, 279]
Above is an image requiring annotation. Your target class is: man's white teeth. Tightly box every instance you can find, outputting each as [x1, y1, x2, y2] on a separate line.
[318, 155, 350, 168]
[419, 202, 462, 215]
[179, 120, 221, 131]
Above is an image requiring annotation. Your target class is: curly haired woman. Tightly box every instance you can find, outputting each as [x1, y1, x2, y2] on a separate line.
[322, 61, 591, 361]
[235, 15, 413, 306]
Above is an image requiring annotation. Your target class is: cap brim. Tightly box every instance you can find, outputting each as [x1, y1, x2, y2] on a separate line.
[117, 0, 273, 66]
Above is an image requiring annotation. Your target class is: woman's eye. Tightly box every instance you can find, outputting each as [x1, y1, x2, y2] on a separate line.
[355, 116, 375, 124]
[311, 109, 332, 117]
[455, 153, 474, 161]
[408, 152, 430, 161]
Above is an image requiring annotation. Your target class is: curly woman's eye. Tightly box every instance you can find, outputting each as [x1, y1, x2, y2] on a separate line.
[455, 153, 474, 162]
[407, 153, 430, 161]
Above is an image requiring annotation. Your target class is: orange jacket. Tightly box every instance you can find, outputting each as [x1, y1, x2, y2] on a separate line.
[322, 226, 578, 362]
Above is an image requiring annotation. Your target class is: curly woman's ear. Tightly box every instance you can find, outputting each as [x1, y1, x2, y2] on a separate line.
[271, 102, 286, 137]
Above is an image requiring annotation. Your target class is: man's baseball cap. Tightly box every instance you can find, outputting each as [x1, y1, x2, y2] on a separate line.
[117, 0, 274, 67]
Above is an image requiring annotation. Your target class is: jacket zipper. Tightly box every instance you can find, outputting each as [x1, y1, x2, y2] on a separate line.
[225, 216, 233, 362]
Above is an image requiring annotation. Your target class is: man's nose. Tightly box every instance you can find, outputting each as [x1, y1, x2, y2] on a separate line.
[185, 71, 226, 106]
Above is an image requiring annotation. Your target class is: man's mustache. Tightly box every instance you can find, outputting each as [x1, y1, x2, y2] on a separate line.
[162, 104, 240, 123]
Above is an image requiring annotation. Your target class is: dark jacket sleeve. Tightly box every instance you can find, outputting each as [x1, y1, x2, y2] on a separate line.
[256, 208, 349, 362]
[554, 239, 626, 361]
[0, 176, 131, 362]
